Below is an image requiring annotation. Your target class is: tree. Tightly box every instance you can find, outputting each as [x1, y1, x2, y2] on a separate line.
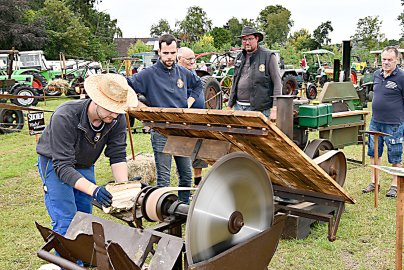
[176, 6, 212, 42]
[191, 34, 217, 54]
[0, 0, 47, 50]
[257, 5, 293, 48]
[150, 19, 172, 37]
[351, 16, 385, 49]
[288, 29, 318, 51]
[225, 17, 243, 47]
[85, 9, 121, 60]
[39, 0, 90, 59]
[313, 21, 334, 46]
[209, 27, 231, 50]
[399, 0, 404, 37]
[127, 40, 152, 56]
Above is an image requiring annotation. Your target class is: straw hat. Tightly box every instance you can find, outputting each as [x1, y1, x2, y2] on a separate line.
[237, 26, 264, 42]
[84, 73, 138, 114]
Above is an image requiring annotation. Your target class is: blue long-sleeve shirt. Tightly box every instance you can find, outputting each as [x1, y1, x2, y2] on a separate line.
[127, 60, 203, 108]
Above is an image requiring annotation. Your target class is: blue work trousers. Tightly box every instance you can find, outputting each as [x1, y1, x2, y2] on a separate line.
[150, 131, 192, 204]
[38, 155, 95, 236]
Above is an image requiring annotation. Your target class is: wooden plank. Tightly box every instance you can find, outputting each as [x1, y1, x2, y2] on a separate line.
[129, 107, 355, 203]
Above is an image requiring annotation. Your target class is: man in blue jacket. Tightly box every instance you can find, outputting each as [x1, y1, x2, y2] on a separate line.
[127, 34, 203, 203]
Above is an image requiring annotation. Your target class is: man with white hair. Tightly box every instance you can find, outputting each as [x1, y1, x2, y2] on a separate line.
[177, 46, 208, 187]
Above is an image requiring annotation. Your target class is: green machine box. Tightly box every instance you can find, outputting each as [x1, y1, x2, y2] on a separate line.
[298, 104, 332, 128]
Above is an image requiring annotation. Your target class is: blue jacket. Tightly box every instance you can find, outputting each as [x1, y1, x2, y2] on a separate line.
[127, 60, 203, 108]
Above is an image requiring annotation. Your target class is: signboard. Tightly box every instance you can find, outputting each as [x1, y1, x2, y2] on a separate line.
[27, 111, 45, 135]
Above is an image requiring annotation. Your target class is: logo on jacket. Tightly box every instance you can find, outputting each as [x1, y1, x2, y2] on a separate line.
[177, 79, 184, 88]
[259, 64, 265, 72]
[386, 81, 397, 90]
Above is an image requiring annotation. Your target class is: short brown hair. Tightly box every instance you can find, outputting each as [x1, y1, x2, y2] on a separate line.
[382, 46, 399, 58]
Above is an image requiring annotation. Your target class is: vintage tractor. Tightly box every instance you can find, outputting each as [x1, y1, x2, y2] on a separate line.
[0, 50, 38, 107]
[351, 55, 369, 74]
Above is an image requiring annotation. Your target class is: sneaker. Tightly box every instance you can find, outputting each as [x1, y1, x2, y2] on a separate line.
[362, 183, 380, 193]
[386, 186, 397, 198]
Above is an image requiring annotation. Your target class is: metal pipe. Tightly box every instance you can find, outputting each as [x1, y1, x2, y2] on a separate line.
[275, 95, 294, 140]
[342, 41, 351, 82]
[37, 250, 87, 270]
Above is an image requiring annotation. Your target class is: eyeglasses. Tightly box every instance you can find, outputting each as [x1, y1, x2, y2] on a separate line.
[242, 37, 256, 43]
[181, 57, 195, 62]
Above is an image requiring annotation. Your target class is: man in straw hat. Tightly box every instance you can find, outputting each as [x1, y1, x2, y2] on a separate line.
[228, 26, 282, 120]
[36, 73, 138, 237]
[127, 34, 202, 204]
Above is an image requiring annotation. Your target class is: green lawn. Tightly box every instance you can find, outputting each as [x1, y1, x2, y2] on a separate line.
[0, 98, 399, 270]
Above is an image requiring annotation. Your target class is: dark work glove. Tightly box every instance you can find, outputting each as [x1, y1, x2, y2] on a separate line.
[92, 186, 113, 208]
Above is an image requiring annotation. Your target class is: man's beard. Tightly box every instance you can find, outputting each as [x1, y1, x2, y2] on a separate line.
[162, 59, 174, 68]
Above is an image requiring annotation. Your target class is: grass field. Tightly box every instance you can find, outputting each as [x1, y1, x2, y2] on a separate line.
[0, 98, 400, 270]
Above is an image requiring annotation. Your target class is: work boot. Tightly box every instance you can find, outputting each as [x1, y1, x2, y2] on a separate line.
[362, 183, 380, 193]
[386, 186, 397, 198]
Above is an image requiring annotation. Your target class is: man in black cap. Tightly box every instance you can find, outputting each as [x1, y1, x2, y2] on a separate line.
[228, 26, 282, 120]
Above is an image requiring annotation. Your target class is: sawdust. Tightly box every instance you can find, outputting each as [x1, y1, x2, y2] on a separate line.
[127, 153, 156, 185]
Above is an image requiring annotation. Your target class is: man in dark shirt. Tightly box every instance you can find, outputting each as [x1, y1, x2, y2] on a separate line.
[36, 73, 138, 236]
[228, 26, 282, 120]
[127, 34, 203, 204]
[362, 46, 404, 198]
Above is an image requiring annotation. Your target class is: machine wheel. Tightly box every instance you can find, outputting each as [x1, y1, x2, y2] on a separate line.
[304, 139, 334, 159]
[11, 85, 39, 107]
[201, 76, 222, 109]
[186, 152, 274, 264]
[22, 71, 47, 90]
[306, 83, 317, 100]
[282, 74, 298, 95]
[0, 109, 24, 133]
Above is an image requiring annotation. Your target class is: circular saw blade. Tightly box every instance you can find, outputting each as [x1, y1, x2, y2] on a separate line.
[185, 152, 274, 264]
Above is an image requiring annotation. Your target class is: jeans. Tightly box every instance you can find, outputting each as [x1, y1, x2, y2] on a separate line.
[234, 103, 270, 117]
[38, 155, 95, 236]
[367, 119, 404, 164]
[150, 130, 192, 204]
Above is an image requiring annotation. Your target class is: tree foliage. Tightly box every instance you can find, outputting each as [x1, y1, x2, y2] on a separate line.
[225, 17, 243, 47]
[209, 27, 231, 50]
[39, 0, 90, 59]
[176, 6, 212, 42]
[313, 21, 334, 46]
[289, 29, 318, 51]
[190, 34, 216, 54]
[127, 40, 153, 56]
[0, 0, 47, 50]
[351, 16, 385, 50]
[257, 5, 293, 47]
[150, 19, 172, 38]
[399, 0, 404, 37]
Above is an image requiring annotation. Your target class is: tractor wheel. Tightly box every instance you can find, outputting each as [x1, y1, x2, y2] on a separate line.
[201, 76, 222, 110]
[282, 74, 298, 95]
[11, 85, 39, 107]
[0, 109, 24, 133]
[306, 83, 317, 100]
[219, 76, 232, 103]
[23, 71, 48, 90]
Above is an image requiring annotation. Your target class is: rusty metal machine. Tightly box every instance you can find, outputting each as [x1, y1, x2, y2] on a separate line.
[36, 152, 286, 270]
[36, 104, 354, 269]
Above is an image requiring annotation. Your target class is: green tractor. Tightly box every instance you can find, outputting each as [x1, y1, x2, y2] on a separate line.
[0, 50, 38, 107]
